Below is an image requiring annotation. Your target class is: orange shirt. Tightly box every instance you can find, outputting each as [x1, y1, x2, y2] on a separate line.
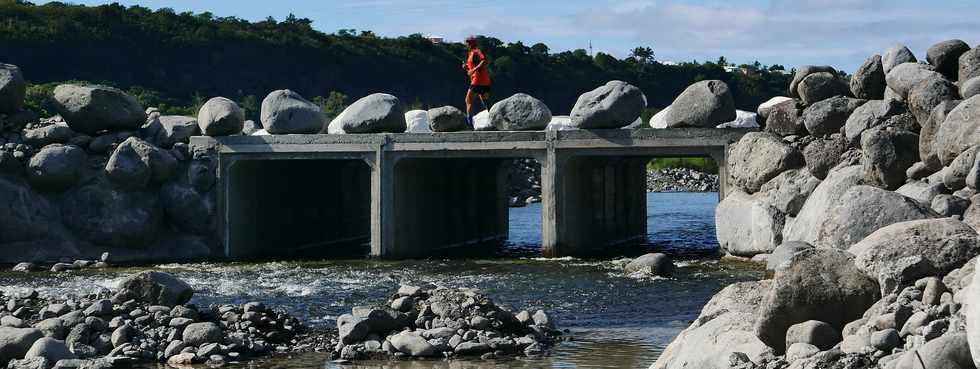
[467, 48, 491, 86]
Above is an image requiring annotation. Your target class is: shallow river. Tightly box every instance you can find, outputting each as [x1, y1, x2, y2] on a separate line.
[0, 192, 762, 369]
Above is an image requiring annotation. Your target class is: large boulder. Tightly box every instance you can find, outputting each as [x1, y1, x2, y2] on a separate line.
[26, 145, 86, 191]
[427, 106, 469, 132]
[935, 95, 980, 166]
[754, 248, 879, 354]
[861, 127, 920, 190]
[0, 64, 26, 114]
[782, 165, 864, 245]
[758, 168, 821, 216]
[960, 47, 980, 83]
[815, 185, 938, 249]
[922, 100, 962, 169]
[53, 84, 146, 135]
[963, 77, 980, 100]
[112, 271, 193, 307]
[945, 146, 979, 191]
[767, 241, 814, 272]
[662, 80, 735, 128]
[727, 132, 804, 194]
[105, 137, 178, 189]
[568, 80, 646, 129]
[0, 176, 74, 260]
[850, 55, 886, 100]
[896, 180, 950, 205]
[757, 96, 793, 127]
[715, 189, 785, 257]
[803, 134, 848, 180]
[798, 72, 847, 106]
[404, 110, 431, 133]
[489, 93, 551, 131]
[60, 176, 163, 248]
[0, 327, 44, 364]
[23, 124, 76, 148]
[896, 333, 972, 369]
[928, 39, 971, 80]
[330, 93, 405, 134]
[789, 65, 837, 99]
[197, 97, 244, 136]
[388, 331, 435, 357]
[908, 77, 959, 127]
[882, 45, 917, 74]
[802, 96, 866, 136]
[260, 89, 326, 134]
[160, 183, 212, 236]
[763, 99, 805, 136]
[142, 116, 199, 148]
[850, 218, 980, 295]
[652, 281, 772, 369]
[843, 99, 907, 146]
[23, 337, 74, 363]
[885, 63, 946, 100]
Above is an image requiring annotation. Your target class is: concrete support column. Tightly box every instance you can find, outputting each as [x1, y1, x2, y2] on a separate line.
[709, 147, 730, 201]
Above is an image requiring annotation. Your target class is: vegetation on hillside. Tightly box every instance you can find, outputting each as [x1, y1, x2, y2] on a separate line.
[1, 1, 793, 121]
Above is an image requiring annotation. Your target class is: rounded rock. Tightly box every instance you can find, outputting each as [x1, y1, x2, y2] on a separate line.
[52, 84, 146, 135]
[489, 93, 551, 131]
[569, 80, 646, 129]
[663, 80, 735, 127]
[260, 90, 326, 134]
[197, 97, 245, 136]
[26, 144, 86, 191]
[927, 39, 971, 80]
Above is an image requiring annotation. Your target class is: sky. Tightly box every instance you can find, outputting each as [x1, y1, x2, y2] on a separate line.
[41, 0, 980, 72]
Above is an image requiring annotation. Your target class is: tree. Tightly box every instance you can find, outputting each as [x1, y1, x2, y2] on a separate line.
[530, 43, 549, 56]
[630, 46, 654, 63]
[716, 56, 728, 67]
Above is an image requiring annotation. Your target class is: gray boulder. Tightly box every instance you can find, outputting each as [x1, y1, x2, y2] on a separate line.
[895, 333, 972, 369]
[112, 271, 192, 307]
[908, 76, 959, 127]
[962, 77, 980, 100]
[0, 176, 75, 262]
[960, 47, 980, 83]
[885, 63, 945, 100]
[933, 194, 970, 216]
[882, 45, 917, 74]
[388, 331, 435, 357]
[785, 320, 840, 351]
[23, 124, 76, 148]
[336, 314, 369, 344]
[716, 190, 769, 257]
[0, 64, 26, 114]
[945, 146, 979, 191]
[182, 322, 221, 347]
[331, 93, 405, 134]
[624, 253, 674, 277]
[260, 89, 326, 134]
[757, 96, 793, 127]
[0, 327, 44, 364]
[727, 132, 804, 194]
[782, 165, 865, 245]
[105, 137, 178, 189]
[763, 99, 805, 136]
[789, 66, 837, 99]
[850, 55, 886, 100]
[816, 185, 938, 250]
[52, 84, 146, 135]
[798, 72, 847, 106]
[935, 95, 980, 166]
[851, 218, 980, 295]
[569, 80, 646, 129]
[928, 40, 971, 80]
[843, 99, 907, 146]
[803, 134, 848, 180]
[24, 337, 74, 363]
[861, 127, 919, 190]
[754, 248, 879, 354]
[922, 100, 962, 169]
[766, 241, 813, 272]
[197, 97, 244, 136]
[896, 180, 950, 205]
[802, 96, 866, 136]
[160, 182, 212, 236]
[758, 168, 821, 216]
[663, 80, 735, 128]
[141, 116, 199, 148]
[651, 281, 772, 369]
[490, 93, 551, 131]
[26, 145, 86, 191]
[426, 106, 469, 132]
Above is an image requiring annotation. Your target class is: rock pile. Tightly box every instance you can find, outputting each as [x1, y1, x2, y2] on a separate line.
[655, 39, 980, 369]
[0, 271, 313, 369]
[330, 284, 561, 361]
[646, 168, 719, 192]
[507, 159, 541, 207]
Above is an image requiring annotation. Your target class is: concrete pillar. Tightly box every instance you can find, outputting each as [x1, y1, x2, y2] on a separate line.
[542, 153, 648, 257]
[709, 148, 730, 201]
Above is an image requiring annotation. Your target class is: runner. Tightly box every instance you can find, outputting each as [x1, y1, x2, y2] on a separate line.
[462, 36, 491, 128]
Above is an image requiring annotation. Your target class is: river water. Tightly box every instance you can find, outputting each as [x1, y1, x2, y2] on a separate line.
[0, 192, 762, 369]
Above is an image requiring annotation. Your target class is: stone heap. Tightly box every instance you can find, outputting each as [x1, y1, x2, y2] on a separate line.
[654, 39, 980, 369]
[330, 284, 561, 361]
[0, 271, 312, 369]
[646, 168, 720, 192]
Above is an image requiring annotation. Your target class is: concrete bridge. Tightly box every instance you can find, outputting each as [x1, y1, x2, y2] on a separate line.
[189, 128, 750, 259]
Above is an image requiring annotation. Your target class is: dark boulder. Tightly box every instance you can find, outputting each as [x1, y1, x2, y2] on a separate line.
[802, 96, 866, 136]
[927, 39, 971, 80]
[26, 145, 86, 191]
[882, 45, 917, 74]
[426, 106, 469, 132]
[763, 99, 805, 136]
[850, 55, 886, 100]
[0, 64, 26, 114]
[105, 137, 178, 189]
[60, 176, 163, 248]
[803, 134, 848, 180]
[52, 84, 146, 135]
[861, 127, 920, 190]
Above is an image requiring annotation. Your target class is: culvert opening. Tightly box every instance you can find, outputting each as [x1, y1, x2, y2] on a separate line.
[226, 159, 371, 259]
[642, 156, 721, 259]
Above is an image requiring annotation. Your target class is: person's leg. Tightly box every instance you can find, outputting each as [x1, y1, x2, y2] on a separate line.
[465, 88, 475, 127]
[477, 91, 491, 112]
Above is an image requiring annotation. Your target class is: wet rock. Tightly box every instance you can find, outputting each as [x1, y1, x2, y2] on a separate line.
[569, 80, 646, 129]
[111, 271, 193, 307]
[490, 93, 551, 131]
[624, 253, 674, 277]
[26, 144, 86, 191]
[197, 97, 244, 136]
[426, 106, 469, 132]
[663, 80, 735, 128]
[851, 55, 886, 100]
[454, 341, 490, 355]
[802, 96, 866, 136]
[260, 90, 326, 134]
[727, 132, 804, 194]
[52, 84, 146, 135]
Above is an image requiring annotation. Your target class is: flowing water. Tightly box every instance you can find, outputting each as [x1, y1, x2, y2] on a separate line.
[0, 192, 763, 369]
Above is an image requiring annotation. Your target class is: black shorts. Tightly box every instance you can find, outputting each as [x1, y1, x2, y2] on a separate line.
[470, 85, 491, 94]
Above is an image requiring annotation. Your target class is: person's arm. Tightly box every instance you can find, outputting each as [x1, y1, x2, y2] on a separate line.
[469, 53, 486, 76]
